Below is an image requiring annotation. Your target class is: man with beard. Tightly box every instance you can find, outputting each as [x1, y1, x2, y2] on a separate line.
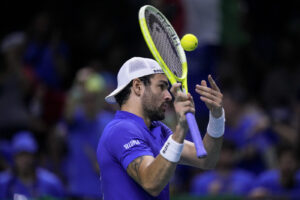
[97, 57, 225, 199]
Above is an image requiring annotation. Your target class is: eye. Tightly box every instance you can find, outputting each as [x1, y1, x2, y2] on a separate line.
[159, 84, 165, 90]
[158, 81, 169, 90]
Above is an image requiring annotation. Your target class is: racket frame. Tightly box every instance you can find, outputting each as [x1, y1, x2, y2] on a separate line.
[139, 5, 188, 93]
[139, 5, 207, 158]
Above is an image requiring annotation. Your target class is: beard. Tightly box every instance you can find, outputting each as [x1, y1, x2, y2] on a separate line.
[143, 104, 165, 121]
[141, 88, 166, 121]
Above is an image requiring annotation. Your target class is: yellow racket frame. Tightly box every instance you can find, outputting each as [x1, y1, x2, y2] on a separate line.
[139, 5, 188, 93]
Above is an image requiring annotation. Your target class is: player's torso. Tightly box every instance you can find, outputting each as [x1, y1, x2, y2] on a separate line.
[97, 116, 171, 200]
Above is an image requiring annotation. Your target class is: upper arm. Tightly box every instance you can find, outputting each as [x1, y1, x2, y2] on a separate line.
[107, 122, 154, 170]
[126, 155, 154, 185]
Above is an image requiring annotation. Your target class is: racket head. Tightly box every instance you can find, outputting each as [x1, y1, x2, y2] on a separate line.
[138, 5, 188, 92]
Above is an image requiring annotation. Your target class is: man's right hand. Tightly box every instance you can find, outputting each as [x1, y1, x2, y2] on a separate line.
[170, 83, 195, 143]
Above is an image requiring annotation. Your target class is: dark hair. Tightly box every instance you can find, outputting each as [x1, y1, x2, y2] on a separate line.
[115, 74, 154, 107]
[222, 139, 236, 152]
[276, 144, 298, 161]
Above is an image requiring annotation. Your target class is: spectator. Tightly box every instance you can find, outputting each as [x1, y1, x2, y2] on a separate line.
[63, 67, 114, 199]
[190, 140, 254, 197]
[40, 123, 68, 186]
[222, 83, 275, 174]
[23, 11, 69, 127]
[0, 32, 32, 137]
[249, 145, 300, 199]
[0, 131, 65, 199]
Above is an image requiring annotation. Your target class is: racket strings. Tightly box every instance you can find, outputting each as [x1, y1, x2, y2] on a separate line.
[145, 10, 183, 78]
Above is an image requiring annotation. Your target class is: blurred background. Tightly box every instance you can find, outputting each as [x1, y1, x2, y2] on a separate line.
[0, 0, 299, 199]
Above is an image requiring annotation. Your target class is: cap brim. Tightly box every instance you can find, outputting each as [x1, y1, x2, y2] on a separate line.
[105, 84, 128, 104]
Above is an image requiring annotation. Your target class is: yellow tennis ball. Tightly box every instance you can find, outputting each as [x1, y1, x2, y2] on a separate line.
[181, 34, 198, 51]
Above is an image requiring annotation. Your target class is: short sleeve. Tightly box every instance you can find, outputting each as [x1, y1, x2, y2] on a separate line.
[107, 121, 154, 170]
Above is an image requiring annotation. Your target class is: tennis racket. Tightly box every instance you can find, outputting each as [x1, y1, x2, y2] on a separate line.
[138, 5, 207, 158]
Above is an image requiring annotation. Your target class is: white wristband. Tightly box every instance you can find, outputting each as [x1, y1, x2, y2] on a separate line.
[207, 108, 225, 138]
[160, 135, 184, 163]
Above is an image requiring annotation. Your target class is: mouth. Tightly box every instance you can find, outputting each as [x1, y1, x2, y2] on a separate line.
[161, 103, 168, 112]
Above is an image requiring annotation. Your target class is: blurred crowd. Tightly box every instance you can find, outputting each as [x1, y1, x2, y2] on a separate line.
[0, 0, 300, 199]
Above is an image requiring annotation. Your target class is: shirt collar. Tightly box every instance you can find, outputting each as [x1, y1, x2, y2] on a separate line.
[115, 111, 148, 130]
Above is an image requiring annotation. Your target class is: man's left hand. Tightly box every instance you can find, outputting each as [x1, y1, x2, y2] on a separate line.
[195, 75, 223, 118]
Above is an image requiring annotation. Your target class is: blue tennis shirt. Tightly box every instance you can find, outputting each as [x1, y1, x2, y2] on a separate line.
[97, 111, 172, 200]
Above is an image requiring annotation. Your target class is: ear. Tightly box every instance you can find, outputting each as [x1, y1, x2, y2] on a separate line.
[132, 78, 144, 97]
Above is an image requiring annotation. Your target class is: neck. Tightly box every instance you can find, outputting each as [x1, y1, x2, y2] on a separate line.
[17, 169, 35, 184]
[280, 172, 295, 188]
[121, 104, 151, 128]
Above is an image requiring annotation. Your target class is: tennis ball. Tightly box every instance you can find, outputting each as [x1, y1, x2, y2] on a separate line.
[181, 34, 198, 51]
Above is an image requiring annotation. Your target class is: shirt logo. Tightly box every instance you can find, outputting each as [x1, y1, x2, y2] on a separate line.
[123, 140, 141, 150]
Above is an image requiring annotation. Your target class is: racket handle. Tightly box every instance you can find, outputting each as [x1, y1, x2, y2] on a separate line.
[186, 112, 207, 158]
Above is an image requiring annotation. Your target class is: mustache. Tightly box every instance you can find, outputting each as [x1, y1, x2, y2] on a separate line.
[162, 101, 173, 109]
[160, 102, 169, 109]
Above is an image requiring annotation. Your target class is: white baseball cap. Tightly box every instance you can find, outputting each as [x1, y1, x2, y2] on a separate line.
[105, 57, 164, 104]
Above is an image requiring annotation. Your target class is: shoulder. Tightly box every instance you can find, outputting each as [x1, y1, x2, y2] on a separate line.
[255, 169, 279, 187]
[192, 171, 216, 183]
[258, 169, 279, 181]
[99, 119, 147, 155]
[233, 169, 256, 180]
[103, 119, 145, 139]
[190, 171, 216, 194]
[152, 121, 172, 137]
[296, 170, 300, 180]
[0, 170, 13, 185]
[37, 168, 63, 187]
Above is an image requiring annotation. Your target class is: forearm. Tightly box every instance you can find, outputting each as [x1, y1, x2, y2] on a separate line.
[127, 154, 178, 196]
[179, 109, 224, 169]
[127, 126, 185, 196]
[179, 135, 222, 169]
[143, 126, 185, 194]
[201, 134, 223, 169]
[143, 155, 177, 196]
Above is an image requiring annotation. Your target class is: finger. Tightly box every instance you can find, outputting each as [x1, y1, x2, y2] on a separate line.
[201, 80, 207, 87]
[180, 104, 195, 115]
[185, 107, 195, 115]
[170, 83, 182, 97]
[175, 92, 190, 102]
[195, 85, 223, 98]
[187, 93, 195, 105]
[200, 96, 222, 108]
[178, 100, 194, 108]
[196, 89, 222, 103]
[208, 75, 220, 92]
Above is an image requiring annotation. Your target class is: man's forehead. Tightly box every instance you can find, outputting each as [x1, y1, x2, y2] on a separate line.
[152, 73, 168, 82]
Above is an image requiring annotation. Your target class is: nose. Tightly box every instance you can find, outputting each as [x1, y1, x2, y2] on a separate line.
[164, 90, 172, 102]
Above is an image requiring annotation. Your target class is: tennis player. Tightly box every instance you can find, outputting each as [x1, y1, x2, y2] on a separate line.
[97, 57, 225, 199]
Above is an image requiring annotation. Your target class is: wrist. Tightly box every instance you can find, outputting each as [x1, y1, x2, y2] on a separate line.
[210, 107, 223, 118]
[207, 108, 225, 138]
[160, 135, 184, 163]
[172, 125, 185, 143]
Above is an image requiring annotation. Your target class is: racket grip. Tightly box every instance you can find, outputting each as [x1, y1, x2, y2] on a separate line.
[186, 112, 207, 158]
